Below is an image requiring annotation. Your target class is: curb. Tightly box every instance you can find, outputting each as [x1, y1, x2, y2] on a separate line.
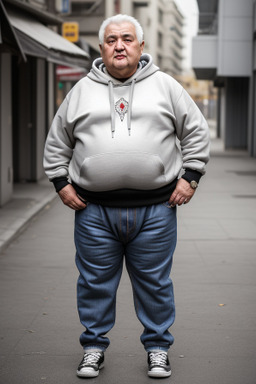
[0, 192, 57, 254]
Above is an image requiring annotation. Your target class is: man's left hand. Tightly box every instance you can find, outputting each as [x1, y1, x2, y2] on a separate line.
[168, 178, 196, 207]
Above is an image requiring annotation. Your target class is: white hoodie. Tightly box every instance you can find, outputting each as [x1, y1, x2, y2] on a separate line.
[44, 54, 210, 203]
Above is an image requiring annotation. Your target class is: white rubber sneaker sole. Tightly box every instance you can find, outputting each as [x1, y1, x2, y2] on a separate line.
[76, 363, 104, 378]
[148, 367, 172, 378]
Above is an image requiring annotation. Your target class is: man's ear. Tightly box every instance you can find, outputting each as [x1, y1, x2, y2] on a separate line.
[99, 44, 103, 56]
[140, 41, 145, 54]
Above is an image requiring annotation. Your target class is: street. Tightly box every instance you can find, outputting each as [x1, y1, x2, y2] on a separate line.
[0, 144, 256, 384]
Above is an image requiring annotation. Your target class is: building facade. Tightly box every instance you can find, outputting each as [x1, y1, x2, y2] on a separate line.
[192, 0, 256, 156]
[0, 0, 89, 207]
[63, 0, 184, 77]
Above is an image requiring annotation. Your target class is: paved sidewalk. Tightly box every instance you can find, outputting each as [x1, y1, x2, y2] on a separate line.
[0, 139, 256, 384]
[0, 178, 56, 254]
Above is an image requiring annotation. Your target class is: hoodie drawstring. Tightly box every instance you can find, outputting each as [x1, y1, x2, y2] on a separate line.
[108, 80, 115, 138]
[127, 79, 136, 136]
[108, 79, 137, 138]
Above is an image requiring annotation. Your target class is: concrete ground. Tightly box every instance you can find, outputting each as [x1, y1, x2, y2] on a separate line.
[0, 139, 256, 384]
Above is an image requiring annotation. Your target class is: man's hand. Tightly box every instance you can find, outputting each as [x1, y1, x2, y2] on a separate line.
[58, 184, 87, 211]
[169, 178, 196, 207]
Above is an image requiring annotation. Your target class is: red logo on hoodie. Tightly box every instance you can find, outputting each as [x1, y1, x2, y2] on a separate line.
[115, 98, 129, 121]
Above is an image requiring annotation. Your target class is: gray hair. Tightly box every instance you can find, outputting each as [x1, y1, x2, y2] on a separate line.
[98, 14, 144, 44]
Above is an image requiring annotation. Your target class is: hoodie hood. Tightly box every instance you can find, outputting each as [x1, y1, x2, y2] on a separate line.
[87, 53, 159, 84]
[87, 54, 159, 137]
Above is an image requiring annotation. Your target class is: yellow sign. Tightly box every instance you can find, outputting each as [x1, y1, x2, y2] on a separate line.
[62, 22, 79, 42]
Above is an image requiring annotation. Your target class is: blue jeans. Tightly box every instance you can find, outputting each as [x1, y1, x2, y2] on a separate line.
[74, 202, 177, 352]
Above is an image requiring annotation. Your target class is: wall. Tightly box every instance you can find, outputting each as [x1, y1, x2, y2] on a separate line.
[36, 59, 47, 180]
[218, 0, 253, 77]
[12, 57, 47, 182]
[0, 53, 13, 207]
[250, 1, 256, 156]
[225, 77, 249, 149]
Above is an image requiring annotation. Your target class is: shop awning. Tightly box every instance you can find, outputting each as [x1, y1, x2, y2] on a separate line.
[7, 9, 90, 68]
[0, 1, 26, 60]
[81, 35, 101, 54]
[77, 37, 101, 64]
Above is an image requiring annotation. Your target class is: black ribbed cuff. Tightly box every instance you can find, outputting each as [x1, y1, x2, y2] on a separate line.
[182, 169, 202, 184]
[51, 177, 70, 192]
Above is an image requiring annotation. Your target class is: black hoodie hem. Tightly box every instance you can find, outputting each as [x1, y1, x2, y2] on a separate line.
[72, 180, 178, 208]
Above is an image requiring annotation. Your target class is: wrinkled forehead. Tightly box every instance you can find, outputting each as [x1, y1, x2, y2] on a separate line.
[104, 22, 137, 40]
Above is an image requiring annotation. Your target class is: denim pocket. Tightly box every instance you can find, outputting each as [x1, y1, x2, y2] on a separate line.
[162, 201, 173, 209]
[77, 194, 88, 204]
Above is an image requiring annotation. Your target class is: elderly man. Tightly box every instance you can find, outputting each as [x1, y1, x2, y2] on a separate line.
[44, 14, 210, 379]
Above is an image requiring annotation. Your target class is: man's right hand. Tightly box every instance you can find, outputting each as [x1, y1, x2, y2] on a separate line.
[58, 184, 87, 211]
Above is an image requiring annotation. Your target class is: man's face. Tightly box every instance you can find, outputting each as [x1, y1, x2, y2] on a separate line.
[100, 22, 144, 79]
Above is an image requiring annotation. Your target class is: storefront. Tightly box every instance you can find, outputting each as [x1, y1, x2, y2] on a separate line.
[0, 0, 90, 206]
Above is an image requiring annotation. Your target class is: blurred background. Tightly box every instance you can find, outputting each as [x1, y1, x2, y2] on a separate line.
[0, 0, 255, 208]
